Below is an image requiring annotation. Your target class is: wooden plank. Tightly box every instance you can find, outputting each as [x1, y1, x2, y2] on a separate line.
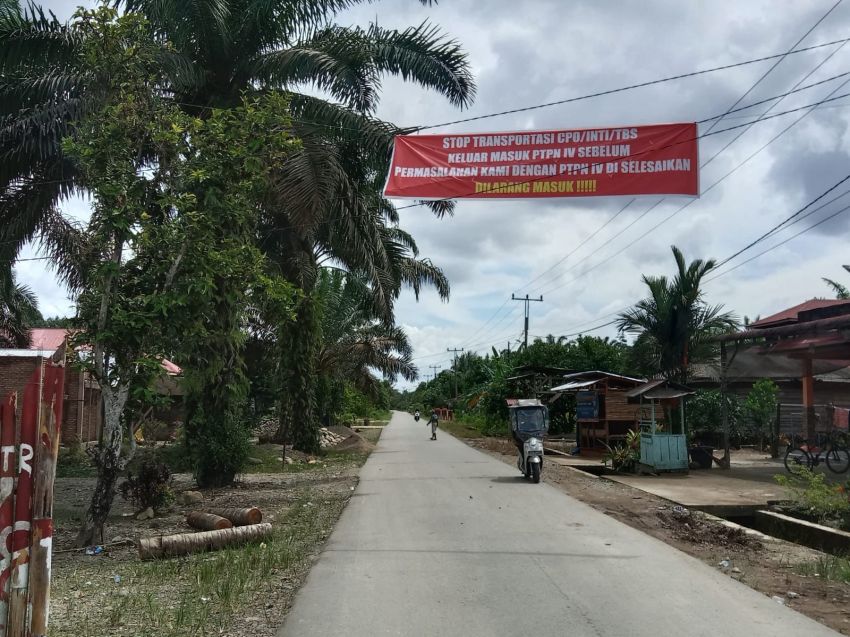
[0, 392, 17, 637]
[7, 362, 42, 637]
[28, 363, 64, 636]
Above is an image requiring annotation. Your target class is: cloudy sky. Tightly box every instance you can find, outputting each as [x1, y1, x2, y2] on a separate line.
[20, 0, 850, 386]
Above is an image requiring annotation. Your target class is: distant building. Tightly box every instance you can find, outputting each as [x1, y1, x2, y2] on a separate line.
[0, 329, 184, 444]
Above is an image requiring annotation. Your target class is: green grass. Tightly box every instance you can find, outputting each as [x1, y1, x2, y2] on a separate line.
[796, 555, 850, 583]
[439, 420, 485, 439]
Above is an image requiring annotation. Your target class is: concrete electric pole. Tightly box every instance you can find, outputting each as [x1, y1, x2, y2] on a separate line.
[511, 294, 544, 349]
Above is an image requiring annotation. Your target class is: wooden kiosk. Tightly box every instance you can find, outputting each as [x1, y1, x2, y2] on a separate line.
[549, 371, 645, 452]
[625, 379, 694, 472]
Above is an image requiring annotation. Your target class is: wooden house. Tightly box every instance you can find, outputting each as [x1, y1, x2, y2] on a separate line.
[549, 371, 646, 451]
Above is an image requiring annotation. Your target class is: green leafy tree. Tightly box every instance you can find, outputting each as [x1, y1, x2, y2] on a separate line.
[62, 8, 191, 545]
[687, 389, 743, 445]
[617, 245, 738, 381]
[744, 378, 778, 450]
[63, 9, 298, 542]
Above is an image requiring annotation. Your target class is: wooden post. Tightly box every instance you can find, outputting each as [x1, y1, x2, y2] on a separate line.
[0, 393, 17, 637]
[802, 358, 816, 441]
[720, 341, 731, 469]
[7, 362, 42, 637]
[771, 402, 781, 459]
[28, 363, 64, 637]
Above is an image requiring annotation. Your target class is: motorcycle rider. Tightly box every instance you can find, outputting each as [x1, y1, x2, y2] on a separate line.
[414, 409, 420, 421]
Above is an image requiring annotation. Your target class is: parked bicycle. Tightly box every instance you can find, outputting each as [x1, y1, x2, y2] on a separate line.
[784, 430, 850, 474]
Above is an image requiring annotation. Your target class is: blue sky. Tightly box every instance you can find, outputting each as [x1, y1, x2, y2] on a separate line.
[23, 0, 850, 386]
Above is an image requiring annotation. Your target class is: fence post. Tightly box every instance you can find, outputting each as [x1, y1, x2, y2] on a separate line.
[0, 393, 17, 637]
[28, 362, 64, 636]
[771, 402, 780, 459]
[6, 361, 42, 637]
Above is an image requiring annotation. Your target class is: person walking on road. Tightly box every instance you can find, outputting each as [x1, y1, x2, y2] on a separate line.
[427, 410, 439, 440]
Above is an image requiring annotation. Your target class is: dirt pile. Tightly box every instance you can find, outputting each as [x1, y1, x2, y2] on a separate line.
[656, 506, 762, 549]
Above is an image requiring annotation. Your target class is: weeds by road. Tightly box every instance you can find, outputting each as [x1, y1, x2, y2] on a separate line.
[50, 434, 379, 636]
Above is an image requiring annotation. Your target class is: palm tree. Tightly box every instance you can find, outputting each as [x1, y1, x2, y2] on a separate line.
[822, 265, 850, 299]
[313, 268, 417, 423]
[1, 1, 473, 453]
[617, 246, 738, 382]
[0, 265, 41, 347]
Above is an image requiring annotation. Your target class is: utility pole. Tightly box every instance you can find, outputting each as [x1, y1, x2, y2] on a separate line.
[429, 364, 441, 382]
[511, 294, 543, 349]
[447, 347, 464, 397]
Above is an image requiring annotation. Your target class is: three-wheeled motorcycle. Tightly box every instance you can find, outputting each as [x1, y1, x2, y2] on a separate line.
[509, 399, 549, 483]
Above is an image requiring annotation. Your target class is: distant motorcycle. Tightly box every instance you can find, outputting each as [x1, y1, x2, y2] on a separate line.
[414, 411, 420, 422]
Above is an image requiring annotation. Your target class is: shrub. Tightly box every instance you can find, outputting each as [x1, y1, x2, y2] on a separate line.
[119, 459, 174, 512]
[605, 430, 640, 472]
[775, 468, 850, 529]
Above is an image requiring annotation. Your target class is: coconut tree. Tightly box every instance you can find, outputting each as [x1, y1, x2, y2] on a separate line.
[617, 246, 738, 382]
[0, 265, 41, 347]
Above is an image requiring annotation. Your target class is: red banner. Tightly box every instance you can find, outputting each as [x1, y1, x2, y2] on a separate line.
[383, 122, 699, 200]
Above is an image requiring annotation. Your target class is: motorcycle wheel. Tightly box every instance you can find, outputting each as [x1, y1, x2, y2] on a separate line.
[531, 462, 541, 484]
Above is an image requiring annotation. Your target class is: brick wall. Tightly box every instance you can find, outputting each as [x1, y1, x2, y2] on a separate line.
[0, 356, 101, 445]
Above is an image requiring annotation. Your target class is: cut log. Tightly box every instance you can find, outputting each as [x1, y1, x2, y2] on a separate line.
[186, 511, 232, 531]
[137, 523, 272, 560]
[206, 506, 263, 526]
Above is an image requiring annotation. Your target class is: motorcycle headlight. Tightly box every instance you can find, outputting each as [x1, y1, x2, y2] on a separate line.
[528, 437, 542, 449]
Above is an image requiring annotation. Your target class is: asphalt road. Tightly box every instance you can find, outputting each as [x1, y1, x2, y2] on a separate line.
[278, 412, 837, 637]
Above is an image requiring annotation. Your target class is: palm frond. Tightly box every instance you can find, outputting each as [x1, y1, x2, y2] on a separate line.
[823, 277, 850, 300]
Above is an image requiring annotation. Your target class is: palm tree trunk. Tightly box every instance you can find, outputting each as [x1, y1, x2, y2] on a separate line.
[275, 292, 320, 453]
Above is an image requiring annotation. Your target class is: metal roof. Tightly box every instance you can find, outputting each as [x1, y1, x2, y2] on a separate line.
[560, 370, 645, 384]
[751, 299, 850, 328]
[549, 379, 600, 391]
[0, 349, 56, 358]
[625, 380, 694, 401]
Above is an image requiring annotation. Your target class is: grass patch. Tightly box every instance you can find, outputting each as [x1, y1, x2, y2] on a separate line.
[51, 485, 355, 636]
[796, 555, 850, 583]
[440, 420, 485, 439]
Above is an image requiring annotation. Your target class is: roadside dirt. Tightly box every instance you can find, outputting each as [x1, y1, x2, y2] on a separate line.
[467, 437, 850, 635]
[51, 461, 363, 636]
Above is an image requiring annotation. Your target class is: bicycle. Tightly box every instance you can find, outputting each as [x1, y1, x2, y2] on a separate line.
[784, 430, 850, 474]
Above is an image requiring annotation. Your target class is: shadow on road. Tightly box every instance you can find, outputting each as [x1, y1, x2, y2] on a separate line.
[490, 476, 526, 483]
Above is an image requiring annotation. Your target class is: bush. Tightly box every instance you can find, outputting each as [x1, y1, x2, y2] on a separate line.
[775, 468, 850, 529]
[687, 389, 743, 446]
[119, 459, 174, 512]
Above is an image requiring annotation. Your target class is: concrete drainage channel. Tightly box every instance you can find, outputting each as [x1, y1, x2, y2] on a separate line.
[706, 505, 850, 556]
[563, 461, 850, 556]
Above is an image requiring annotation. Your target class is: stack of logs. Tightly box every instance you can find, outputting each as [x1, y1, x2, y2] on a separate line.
[137, 507, 271, 560]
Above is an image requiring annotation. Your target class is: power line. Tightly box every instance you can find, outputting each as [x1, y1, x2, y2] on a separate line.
[416, 35, 850, 131]
[708, 202, 850, 282]
[521, 7, 847, 297]
[715, 172, 850, 269]
[535, 79, 850, 298]
[701, 0, 844, 136]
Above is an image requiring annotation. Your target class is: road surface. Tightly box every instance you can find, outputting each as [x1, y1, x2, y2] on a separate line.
[278, 412, 837, 636]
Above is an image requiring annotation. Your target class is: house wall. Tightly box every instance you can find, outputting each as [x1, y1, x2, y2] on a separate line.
[0, 356, 102, 445]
